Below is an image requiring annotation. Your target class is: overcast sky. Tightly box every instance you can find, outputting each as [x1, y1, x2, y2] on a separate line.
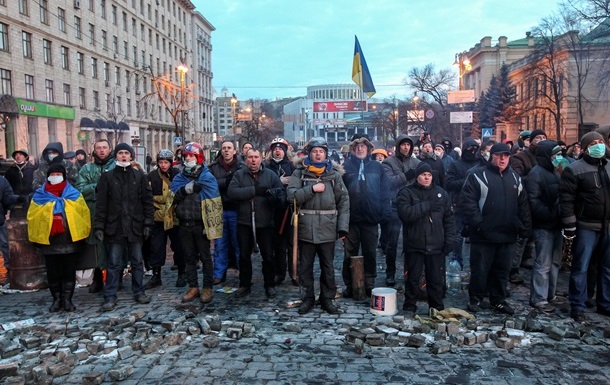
[195, 0, 560, 101]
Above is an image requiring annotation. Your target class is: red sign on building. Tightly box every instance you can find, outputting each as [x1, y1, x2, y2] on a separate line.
[313, 101, 367, 112]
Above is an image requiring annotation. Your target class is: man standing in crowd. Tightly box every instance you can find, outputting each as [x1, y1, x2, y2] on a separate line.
[144, 149, 185, 289]
[228, 149, 285, 299]
[287, 137, 349, 314]
[169, 143, 223, 304]
[33, 142, 79, 189]
[94, 143, 154, 311]
[418, 141, 446, 188]
[525, 140, 565, 314]
[460, 143, 531, 315]
[560, 132, 610, 322]
[265, 138, 295, 285]
[381, 134, 420, 287]
[342, 134, 390, 297]
[396, 162, 456, 316]
[208, 141, 244, 284]
[6, 149, 35, 199]
[440, 137, 460, 160]
[75, 139, 116, 292]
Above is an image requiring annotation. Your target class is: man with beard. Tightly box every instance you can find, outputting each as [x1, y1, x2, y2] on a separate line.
[208, 141, 244, 285]
[75, 139, 116, 293]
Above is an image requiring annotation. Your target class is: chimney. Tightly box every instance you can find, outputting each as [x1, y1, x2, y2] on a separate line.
[498, 36, 507, 47]
[526, 31, 534, 47]
[481, 36, 492, 47]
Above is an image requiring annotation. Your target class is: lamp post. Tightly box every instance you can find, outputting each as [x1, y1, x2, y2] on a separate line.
[304, 109, 310, 144]
[176, 63, 188, 144]
[230, 93, 237, 146]
[453, 53, 472, 146]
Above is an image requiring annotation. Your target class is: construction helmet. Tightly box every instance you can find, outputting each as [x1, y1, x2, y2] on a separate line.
[269, 137, 289, 153]
[156, 149, 174, 163]
[305, 137, 328, 154]
[182, 142, 205, 165]
[517, 130, 531, 148]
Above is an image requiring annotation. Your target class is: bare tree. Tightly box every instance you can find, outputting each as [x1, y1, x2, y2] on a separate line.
[405, 64, 455, 109]
[561, 0, 610, 23]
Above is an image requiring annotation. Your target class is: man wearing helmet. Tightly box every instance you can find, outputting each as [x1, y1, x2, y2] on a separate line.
[265, 138, 296, 285]
[168, 143, 223, 304]
[228, 148, 286, 299]
[208, 141, 245, 285]
[144, 149, 185, 289]
[287, 137, 349, 314]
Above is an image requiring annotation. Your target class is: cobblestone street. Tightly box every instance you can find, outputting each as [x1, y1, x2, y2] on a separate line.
[0, 241, 609, 385]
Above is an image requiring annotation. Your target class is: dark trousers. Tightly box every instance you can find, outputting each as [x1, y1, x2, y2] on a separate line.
[384, 220, 401, 279]
[404, 252, 444, 310]
[469, 242, 515, 305]
[179, 223, 213, 289]
[45, 253, 78, 285]
[299, 241, 336, 301]
[147, 222, 184, 272]
[273, 208, 293, 280]
[237, 225, 275, 288]
[343, 222, 379, 290]
[105, 239, 144, 300]
[168, 227, 184, 273]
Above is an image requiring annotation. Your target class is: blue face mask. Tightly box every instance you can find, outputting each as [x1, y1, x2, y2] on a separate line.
[552, 155, 569, 169]
[588, 143, 606, 159]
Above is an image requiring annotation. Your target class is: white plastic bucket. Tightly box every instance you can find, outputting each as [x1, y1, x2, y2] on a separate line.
[370, 287, 397, 316]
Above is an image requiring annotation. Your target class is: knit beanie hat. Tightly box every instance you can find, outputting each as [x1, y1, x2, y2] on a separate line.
[114, 143, 135, 159]
[530, 130, 547, 141]
[47, 163, 67, 179]
[580, 131, 604, 150]
[415, 162, 433, 178]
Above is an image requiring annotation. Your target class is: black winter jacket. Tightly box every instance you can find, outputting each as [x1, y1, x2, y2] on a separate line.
[418, 154, 446, 188]
[396, 182, 456, 255]
[227, 165, 286, 228]
[343, 155, 390, 224]
[94, 165, 154, 242]
[208, 156, 244, 211]
[559, 154, 610, 231]
[525, 141, 561, 230]
[382, 136, 420, 216]
[0, 176, 19, 223]
[510, 147, 537, 179]
[459, 162, 532, 243]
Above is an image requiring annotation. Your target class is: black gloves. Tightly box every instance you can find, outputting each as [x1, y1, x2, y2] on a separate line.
[461, 226, 471, 238]
[17, 195, 26, 203]
[430, 198, 444, 212]
[143, 227, 152, 240]
[94, 230, 104, 242]
[404, 169, 417, 181]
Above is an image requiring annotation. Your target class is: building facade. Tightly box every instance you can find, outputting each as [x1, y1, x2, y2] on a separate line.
[0, 0, 214, 161]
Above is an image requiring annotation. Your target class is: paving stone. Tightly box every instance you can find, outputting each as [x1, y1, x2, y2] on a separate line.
[475, 332, 488, 344]
[117, 345, 134, 360]
[436, 323, 447, 333]
[407, 335, 426, 348]
[108, 365, 134, 381]
[413, 324, 431, 334]
[449, 334, 464, 346]
[446, 323, 460, 336]
[374, 325, 399, 335]
[432, 340, 451, 354]
[364, 333, 384, 346]
[282, 323, 302, 333]
[202, 336, 219, 348]
[164, 332, 183, 345]
[495, 337, 515, 349]
[546, 326, 566, 341]
[47, 363, 71, 377]
[0, 362, 19, 377]
[353, 338, 364, 354]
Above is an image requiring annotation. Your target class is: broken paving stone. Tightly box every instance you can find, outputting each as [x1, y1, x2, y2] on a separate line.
[140, 338, 162, 354]
[19, 336, 41, 349]
[83, 372, 104, 385]
[86, 342, 101, 354]
[3, 375, 25, 385]
[108, 365, 134, 381]
[375, 325, 399, 335]
[202, 336, 219, 348]
[582, 336, 600, 345]
[282, 323, 302, 333]
[209, 316, 222, 332]
[413, 324, 431, 334]
[161, 321, 177, 332]
[354, 338, 364, 354]
[496, 337, 515, 349]
[474, 332, 488, 344]
[0, 362, 19, 377]
[436, 323, 447, 333]
[407, 335, 426, 348]
[446, 323, 460, 336]
[1, 344, 23, 359]
[117, 346, 134, 360]
[432, 340, 451, 354]
[505, 328, 525, 342]
[102, 341, 118, 354]
[227, 328, 243, 340]
[63, 353, 78, 367]
[164, 333, 183, 346]
[47, 363, 71, 377]
[546, 326, 566, 341]
[449, 334, 464, 346]
[365, 333, 385, 346]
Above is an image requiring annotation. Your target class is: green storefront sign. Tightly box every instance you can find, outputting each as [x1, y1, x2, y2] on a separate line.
[14, 98, 75, 120]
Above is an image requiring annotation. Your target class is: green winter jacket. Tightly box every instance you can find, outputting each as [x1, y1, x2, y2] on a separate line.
[287, 159, 350, 244]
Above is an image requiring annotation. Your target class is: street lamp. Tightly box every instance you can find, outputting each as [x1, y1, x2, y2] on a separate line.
[453, 53, 472, 146]
[230, 93, 237, 146]
[176, 63, 188, 144]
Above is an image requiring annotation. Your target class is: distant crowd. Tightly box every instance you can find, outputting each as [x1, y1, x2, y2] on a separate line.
[1, 125, 609, 322]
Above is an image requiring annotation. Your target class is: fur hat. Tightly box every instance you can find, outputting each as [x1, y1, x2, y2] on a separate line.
[349, 136, 374, 152]
[114, 143, 134, 159]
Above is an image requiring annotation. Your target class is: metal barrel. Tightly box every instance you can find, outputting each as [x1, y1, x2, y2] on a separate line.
[7, 206, 47, 290]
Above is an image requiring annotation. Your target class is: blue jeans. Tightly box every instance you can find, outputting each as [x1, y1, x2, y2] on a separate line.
[569, 228, 610, 312]
[213, 210, 240, 280]
[105, 239, 145, 301]
[530, 228, 562, 305]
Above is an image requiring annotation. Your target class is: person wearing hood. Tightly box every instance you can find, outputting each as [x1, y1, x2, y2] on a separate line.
[5, 149, 35, 199]
[287, 137, 349, 315]
[208, 141, 245, 286]
[525, 140, 566, 314]
[75, 139, 116, 292]
[265, 138, 296, 285]
[33, 142, 79, 190]
[94, 143, 154, 311]
[341, 134, 391, 297]
[75, 149, 88, 168]
[459, 143, 531, 316]
[441, 137, 459, 160]
[380, 134, 420, 286]
[418, 141, 446, 188]
[396, 162, 456, 316]
[560, 132, 610, 322]
[434, 143, 454, 174]
[228, 148, 286, 299]
[446, 139, 486, 267]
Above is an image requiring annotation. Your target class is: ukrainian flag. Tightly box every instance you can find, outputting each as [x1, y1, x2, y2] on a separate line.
[352, 35, 376, 98]
[27, 184, 91, 245]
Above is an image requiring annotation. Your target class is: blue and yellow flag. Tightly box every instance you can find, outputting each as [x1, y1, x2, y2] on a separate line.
[352, 35, 376, 98]
[27, 183, 91, 245]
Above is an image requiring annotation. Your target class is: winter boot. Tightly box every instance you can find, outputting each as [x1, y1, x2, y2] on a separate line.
[88, 268, 104, 293]
[48, 280, 63, 312]
[144, 267, 162, 289]
[62, 280, 76, 312]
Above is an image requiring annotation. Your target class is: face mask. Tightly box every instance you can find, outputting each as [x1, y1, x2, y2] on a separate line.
[48, 153, 58, 162]
[434, 150, 442, 158]
[47, 175, 64, 185]
[116, 161, 131, 167]
[184, 160, 197, 169]
[552, 155, 566, 168]
[588, 143, 606, 159]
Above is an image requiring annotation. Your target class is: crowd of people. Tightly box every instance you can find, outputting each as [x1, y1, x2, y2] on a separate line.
[0, 126, 608, 322]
